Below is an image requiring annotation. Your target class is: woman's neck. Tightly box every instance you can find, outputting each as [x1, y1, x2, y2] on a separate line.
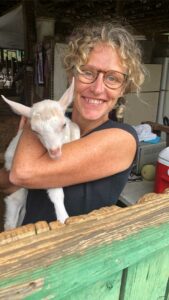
[72, 110, 109, 136]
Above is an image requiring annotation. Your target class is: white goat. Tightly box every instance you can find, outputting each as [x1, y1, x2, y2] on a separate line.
[1, 78, 80, 230]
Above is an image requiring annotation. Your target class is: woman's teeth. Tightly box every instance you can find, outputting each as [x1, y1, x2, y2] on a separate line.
[86, 98, 103, 104]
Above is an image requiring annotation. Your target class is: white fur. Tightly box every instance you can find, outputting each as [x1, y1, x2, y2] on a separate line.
[2, 78, 80, 230]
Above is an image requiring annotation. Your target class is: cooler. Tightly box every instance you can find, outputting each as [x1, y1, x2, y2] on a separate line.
[154, 147, 169, 193]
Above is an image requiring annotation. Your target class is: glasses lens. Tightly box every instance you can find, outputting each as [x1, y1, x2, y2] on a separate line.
[104, 71, 126, 89]
[76, 66, 127, 89]
[78, 67, 96, 83]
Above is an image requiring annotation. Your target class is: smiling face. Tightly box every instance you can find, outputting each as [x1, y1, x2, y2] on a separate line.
[72, 43, 127, 132]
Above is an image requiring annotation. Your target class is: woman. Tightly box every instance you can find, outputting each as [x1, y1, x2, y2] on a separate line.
[1, 21, 146, 224]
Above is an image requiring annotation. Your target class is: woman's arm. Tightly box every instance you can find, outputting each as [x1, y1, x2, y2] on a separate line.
[10, 124, 137, 189]
[0, 168, 19, 194]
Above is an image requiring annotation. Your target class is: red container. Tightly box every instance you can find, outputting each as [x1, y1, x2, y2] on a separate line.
[154, 147, 169, 193]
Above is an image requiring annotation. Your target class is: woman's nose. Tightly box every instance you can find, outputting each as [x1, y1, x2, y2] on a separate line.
[90, 73, 105, 94]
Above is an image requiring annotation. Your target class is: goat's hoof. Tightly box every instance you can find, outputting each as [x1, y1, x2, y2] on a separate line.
[4, 223, 16, 231]
[57, 215, 69, 224]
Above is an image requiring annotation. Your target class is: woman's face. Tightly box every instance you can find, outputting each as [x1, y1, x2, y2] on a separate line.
[73, 43, 127, 124]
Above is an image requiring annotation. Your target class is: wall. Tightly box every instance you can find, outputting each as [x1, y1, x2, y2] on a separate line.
[124, 64, 162, 125]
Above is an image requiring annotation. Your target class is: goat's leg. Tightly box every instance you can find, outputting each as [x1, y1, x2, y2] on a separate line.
[47, 188, 69, 223]
[16, 192, 27, 227]
[4, 188, 27, 230]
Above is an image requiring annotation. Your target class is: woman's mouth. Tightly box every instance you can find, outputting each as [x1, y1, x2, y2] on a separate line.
[83, 97, 106, 105]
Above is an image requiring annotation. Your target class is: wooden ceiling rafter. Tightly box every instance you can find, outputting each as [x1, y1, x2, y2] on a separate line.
[0, 0, 169, 39]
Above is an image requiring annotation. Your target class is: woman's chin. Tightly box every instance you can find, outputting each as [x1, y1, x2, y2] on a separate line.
[82, 110, 108, 122]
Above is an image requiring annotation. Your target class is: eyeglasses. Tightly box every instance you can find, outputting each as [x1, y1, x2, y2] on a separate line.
[76, 66, 128, 89]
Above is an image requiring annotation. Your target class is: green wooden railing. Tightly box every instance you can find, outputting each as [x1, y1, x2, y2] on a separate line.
[0, 195, 169, 300]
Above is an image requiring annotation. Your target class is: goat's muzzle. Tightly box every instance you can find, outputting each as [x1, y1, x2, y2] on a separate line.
[49, 148, 62, 159]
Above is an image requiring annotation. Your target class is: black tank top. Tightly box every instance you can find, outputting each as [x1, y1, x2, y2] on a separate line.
[22, 120, 138, 225]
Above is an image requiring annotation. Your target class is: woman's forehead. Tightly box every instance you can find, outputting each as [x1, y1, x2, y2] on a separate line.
[86, 43, 127, 73]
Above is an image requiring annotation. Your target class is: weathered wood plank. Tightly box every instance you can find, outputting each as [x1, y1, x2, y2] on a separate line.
[1, 222, 168, 299]
[0, 198, 169, 271]
[121, 247, 169, 300]
[62, 272, 123, 300]
[0, 197, 168, 299]
[0, 278, 44, 300]
[1, 195, 169, 248]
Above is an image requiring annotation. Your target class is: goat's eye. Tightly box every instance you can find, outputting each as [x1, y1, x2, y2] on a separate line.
[32, 130, 37, 134]
[32, 130, 40, 137]
[62, 123, 66, 129]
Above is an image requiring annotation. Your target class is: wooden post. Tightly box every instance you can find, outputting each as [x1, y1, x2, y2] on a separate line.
[22, 0, 36, 106]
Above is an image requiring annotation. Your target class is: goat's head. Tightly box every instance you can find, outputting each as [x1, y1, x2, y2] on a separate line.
[31, 100, 69, 159]
[1, 78, 75, 159]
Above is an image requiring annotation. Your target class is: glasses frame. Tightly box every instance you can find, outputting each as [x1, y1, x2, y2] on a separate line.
[76, 66, 128, 90]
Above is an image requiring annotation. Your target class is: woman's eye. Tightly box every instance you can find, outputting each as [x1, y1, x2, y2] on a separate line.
[84, 71, 93, 78]
[107, 75, 116, 82]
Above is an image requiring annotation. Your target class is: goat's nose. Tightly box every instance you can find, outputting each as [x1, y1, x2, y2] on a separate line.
[49, 148, 62, 159]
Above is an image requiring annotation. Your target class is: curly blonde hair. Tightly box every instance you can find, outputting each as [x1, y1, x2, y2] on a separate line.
[63, 21, 146, 94]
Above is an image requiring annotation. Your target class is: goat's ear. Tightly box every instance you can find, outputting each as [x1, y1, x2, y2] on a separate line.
[59, 77, 74, 111]
[1, 95, 31, 117]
